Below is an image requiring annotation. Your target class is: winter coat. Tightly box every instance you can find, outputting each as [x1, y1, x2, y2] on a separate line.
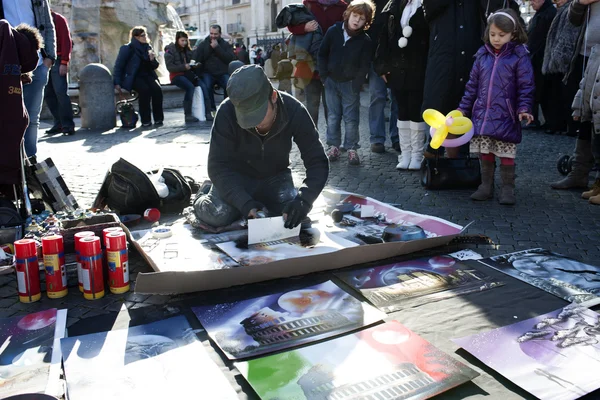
[318, 22, 373, 93]
[284, 0, 348, 35]
[527, 0, 557, 96]
[277, 4, 324, 62]
[207, 91, 329, 214]
[374, 0, 429, 92]
[542, 2, 581, 75]
[367, 0, 396, 58]
[572, 45, 600, 132]
[565, 0, 595, 83]
[0, 20, 41, 185]
[113, 40, 159, 92]
[194, 36, 236, 77]
[0, 0, 56, 60]
[458, 42, 535, 144]
[421, 0, 516, 114]
[164, 42, 199, 81]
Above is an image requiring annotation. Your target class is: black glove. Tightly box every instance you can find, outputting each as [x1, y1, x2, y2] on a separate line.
[282, 197, 312, 229]
[241, 200, 266, 219]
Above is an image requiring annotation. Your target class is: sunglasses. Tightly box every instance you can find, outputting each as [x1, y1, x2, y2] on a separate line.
[137, 33, 147, 37]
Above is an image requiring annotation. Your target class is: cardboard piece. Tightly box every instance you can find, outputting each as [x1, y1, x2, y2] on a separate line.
[133, 192, 463, 294]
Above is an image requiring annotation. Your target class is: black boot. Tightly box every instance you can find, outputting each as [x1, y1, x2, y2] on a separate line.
[184, 100, 199, 123]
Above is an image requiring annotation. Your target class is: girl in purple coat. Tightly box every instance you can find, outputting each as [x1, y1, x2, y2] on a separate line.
[458, 9, 535, 205]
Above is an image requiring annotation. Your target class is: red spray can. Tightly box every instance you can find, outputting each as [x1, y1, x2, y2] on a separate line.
[14, 239, 41, 303]
[102, 227, 123, 283]
[106, 232, 129, 294]
[74, 231, 95, 293]
[41, 235, 68, 299]
[79, 236, 105, 300]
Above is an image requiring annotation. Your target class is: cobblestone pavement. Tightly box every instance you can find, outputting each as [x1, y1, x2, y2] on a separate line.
[1, 90, 598, 327]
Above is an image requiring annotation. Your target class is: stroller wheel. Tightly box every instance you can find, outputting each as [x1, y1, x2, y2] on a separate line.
[72, 102, 81, 117]
[557, 155, 571, 175]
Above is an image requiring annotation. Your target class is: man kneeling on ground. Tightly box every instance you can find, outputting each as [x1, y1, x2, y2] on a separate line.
[193, 65, 329, 229]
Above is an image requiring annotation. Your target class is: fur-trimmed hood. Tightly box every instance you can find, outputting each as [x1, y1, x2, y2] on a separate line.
[542, 2, 581, 75]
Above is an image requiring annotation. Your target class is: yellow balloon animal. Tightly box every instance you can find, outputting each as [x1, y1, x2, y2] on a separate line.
[422, 109, 473, 149]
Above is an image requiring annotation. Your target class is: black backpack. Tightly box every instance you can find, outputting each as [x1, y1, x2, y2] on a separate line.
[93, 158, 192, 215]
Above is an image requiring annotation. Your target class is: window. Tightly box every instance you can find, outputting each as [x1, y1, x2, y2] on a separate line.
[232, 0, 240, 4]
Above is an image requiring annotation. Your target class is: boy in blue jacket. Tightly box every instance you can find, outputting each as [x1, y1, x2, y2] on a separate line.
[318, 0, 374, 165]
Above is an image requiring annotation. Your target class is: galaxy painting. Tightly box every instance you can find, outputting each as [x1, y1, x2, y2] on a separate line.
[61, 315, 237, 400]
[0, 308, 65, 397]
[237, 320, 479, 400]
[192, 280, 385, 359]
[336, 254, 502, 312]
[478, 248, 600, 304]
[454, 304, 600, 400]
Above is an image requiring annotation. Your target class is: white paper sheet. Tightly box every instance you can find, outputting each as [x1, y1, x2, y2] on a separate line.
[247, 216, 300, 245]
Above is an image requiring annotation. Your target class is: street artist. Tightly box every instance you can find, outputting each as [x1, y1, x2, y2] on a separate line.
[193, 65, 329, 229]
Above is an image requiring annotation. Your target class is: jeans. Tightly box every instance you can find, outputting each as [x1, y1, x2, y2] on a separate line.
[305, 78, 327, 126]
[172, 75, 196, 102]
[132, 75, 164, 124]
[324, 79, 360, 150]
[193, 169, 297, 228]
[44, 58, 74, 130]
[368, 65, 398, 145]
[201, 73, 230, 110]
[23, 63, 49, 157]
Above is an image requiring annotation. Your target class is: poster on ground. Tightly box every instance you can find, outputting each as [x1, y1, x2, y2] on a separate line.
[0, 308, 67, 397]
[192, 280, 385, 359]
[61, 315, 237, 399]
[454, 304, 600, 400]
[478, 248, 600, 304]
[336, 254, 502, 312]
[237, 320, 479, 400]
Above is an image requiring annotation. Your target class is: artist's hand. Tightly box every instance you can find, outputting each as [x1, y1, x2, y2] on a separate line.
[519, 112, 534, 125]
[210, 39, 218, 49]
[282, 197, 312, 229]
[43, 58, 53, 68]
[243, 200, 267, 219]
[304, 21, 318, 33]
[59, 64, 68, 76]
[248, 208, 268, 219]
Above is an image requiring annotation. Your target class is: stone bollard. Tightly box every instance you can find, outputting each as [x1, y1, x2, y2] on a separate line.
[79, 63, 116, 130]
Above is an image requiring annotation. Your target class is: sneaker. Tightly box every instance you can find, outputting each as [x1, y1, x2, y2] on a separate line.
[63, 127, 76, 135]
[154, 121, 164, 127]
[348, 149, 360, 165]
[326, 146, 340, 161]
[142, 122, 152, 127]
[370, 143, 385, 153]
[46, 125, 62, 135]
[392, 142, 401, 152]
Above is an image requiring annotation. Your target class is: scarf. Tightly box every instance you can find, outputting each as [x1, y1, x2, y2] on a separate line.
[130, 38, 151, 61]
[318, 0, 340, 6]
[344, 20, 364, 37]
[400, 0, 421, 29]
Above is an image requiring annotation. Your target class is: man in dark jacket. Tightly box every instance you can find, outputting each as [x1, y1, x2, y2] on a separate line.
[193, 65, 329, 229]
[194, 24, 236, 111]
[528, 0, 557, 132]
[44, 10, 75, 135]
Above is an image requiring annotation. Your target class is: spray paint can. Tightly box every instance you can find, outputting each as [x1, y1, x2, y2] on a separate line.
[79, 236, 105, 300]
[41, 235, 68, 299]
[14, 239, 41, 303]
[74, 231, 96, 293]
[102, 227, 123, 283]
[106, 232, 129, 294]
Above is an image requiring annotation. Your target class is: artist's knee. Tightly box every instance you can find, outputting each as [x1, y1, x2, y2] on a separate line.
[193, 195, 239, 227]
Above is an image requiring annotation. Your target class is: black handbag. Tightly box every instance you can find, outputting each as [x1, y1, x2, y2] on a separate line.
[420, 156, 482, 190]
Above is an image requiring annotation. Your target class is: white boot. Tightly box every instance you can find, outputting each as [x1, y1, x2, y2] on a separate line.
[395, 120, 412, 170]
[408, 121, 426, 170]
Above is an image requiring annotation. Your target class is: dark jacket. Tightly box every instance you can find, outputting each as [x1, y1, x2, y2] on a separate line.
[374, 0, 429, 92]
[366, 0, 395, 58]
[458, 42, 535, 144]
[237, 48, 250, 64]
[277, 4, 324, 61]
[207, 91, 329, 214]
[113, 40, 159, 91]
[564, 0, 591, 82]
[318, 22, 372, 93]
[0, 20, 41, 184]
[164, 42, 194, 73]
[527, 0, 557, 73]
[542, 1, 581, 75]
[421, 0, 513, 113]
[194, 36, 235, 77]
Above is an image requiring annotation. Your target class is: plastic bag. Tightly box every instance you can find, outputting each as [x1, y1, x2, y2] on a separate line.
[149, 168, 169, 198]
[192, 86, 206, 121]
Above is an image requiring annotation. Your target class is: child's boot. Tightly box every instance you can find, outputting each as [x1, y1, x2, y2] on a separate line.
[470, 159, 495, 201]
[396, 121, 411, 170]
[499, 164, 516, 205]
[408, 121, 426, 170]
[582, 178, 600, 199]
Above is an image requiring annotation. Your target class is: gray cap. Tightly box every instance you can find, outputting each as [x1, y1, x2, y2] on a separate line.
[228, 60, 245, 75]
[227, 65, 273, 129]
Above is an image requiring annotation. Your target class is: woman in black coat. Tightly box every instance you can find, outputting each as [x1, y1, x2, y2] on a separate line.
[375, 0, 429, 170]
[114, 26, 164, 127]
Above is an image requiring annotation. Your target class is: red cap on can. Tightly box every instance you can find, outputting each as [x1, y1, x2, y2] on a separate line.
[106, 232, 127, 250]
[79, 236, 101, 256]
[41, 235, 64, 255]
[14, 239, 37, 258]
[144, 208, 161, 222]
[102, 227, 123, 246]
[74, 231, 96, 252]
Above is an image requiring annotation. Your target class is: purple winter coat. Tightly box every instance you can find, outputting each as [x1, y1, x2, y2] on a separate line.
[458, 42, 535, 144]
